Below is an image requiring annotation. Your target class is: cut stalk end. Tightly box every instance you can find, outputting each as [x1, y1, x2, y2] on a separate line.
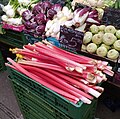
[66, 67, 75, 72]
[88, 88, 101, 98]
[75, 67, 83, 73]
[81, 97, 92, 104]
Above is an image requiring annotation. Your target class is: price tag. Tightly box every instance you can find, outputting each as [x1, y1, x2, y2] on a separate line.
[59, 26, 84, 52]
[102, 8, 120, 29]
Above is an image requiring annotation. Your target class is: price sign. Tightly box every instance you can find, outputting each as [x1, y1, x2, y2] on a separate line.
[59, 26, 84, 52]
[102, 8, 120, 29]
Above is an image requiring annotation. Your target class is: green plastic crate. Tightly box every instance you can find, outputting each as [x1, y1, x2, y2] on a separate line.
[8, 67, 98, 119]
[9, 78, 72, 119]
[0, 29, 28, 48]
[9, 77, 97, 119]
[0, 51, 5, 71]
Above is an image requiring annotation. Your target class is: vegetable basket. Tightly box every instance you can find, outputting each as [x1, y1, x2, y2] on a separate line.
[9, 78, 72, 119]
[7, 67, 98, 119]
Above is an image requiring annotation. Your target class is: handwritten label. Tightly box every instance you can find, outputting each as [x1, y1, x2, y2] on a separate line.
[59, 26, 84, 52]
[102, 8, 120, 29]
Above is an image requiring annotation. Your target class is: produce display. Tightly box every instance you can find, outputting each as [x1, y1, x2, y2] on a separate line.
[0, 0, 120, 105]
[6, 41, 114, 104]
[1, 0, 101, 38]
[82, 24, 120, 60]
[22, 1, 62, 37]
[71, 0, 116, 8]
[21, 1, 100, 38]
[1, 0, 39, 26]
[45, 6, 100, 39]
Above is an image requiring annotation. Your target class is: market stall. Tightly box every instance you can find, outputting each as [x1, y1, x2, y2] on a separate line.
[0, 0, 120, 119]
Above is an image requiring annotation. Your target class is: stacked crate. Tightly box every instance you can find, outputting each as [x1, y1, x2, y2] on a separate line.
[8, 67, 98, 119]
[0, 30, 28, 48]
[0, 50, 5, 71]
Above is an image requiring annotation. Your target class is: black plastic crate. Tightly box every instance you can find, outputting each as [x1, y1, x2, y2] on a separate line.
[0, 29, 28, 48]
[0, 50, 5, 71]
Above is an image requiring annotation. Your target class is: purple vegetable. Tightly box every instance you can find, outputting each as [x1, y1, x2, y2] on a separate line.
[22, 10, 33, 21]
[88, 10, 98, 18]
[79, 8, 90, 17]
[86, 17, 100, 24]
[51, 4, 62, 12]
[30, 17, 36, 23]
[35, 13, 46, 25]
[32, 4, 43, 15]
[24, 21, 38, 29]
[36, 25, 45, 35]
[47, 9, 57, 19]
[74, 8, 82, 15]
[42, 1, 52, 13]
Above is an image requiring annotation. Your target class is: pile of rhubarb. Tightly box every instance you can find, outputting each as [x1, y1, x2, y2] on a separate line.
[6, 41, 114, 104]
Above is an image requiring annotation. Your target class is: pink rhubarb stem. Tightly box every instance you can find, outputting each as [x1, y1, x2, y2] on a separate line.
[49, 70, 101, 98]
[7, 58, 80, 102]
[21, 64, 93, 100]
[40, 41, 93, 63]
[26, 44, 86, 71]
[31, 70, 91, 103]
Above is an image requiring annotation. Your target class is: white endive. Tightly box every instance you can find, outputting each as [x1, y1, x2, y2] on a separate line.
[75, 23, 86, 32]
[56, 11, 64, 19]
[1, 15, 8, 22]
[64, 20, 73, 27]
[46, 31, 51, 37]
[62, 6, 69, 17]
[45, 20, 54, 31]
[6, 8, 15, 18]
[52, 23, 60, 34]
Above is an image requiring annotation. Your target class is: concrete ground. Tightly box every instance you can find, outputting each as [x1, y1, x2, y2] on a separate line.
[0, 70, 120, 119]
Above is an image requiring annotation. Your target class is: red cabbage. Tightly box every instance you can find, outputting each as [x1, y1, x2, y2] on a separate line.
[51, 4, 62, 12]
[22, 10, 33, 21]
[47, 9, 57, 19]
[35, 13, 46, 25]
[36, 25, 45, 35]
[42, 1, 52, 14]
[24, 21, 38, 29]
[32, 4, 43, 15]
